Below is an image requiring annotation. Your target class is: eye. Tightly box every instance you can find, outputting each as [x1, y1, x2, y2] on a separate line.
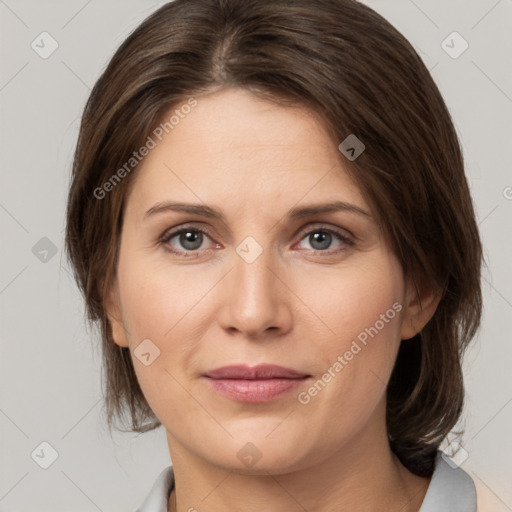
[295, 226, 354, 253]
[159, 224, 354, 257]
[160, 226, 216, 256]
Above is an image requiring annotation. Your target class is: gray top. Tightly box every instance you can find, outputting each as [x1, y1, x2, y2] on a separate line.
[136, 451, 476, 511]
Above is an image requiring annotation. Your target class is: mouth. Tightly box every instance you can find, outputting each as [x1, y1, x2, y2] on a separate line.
[202, 364, 311, 403]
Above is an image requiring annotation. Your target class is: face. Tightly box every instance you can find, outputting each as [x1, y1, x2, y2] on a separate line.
[107, 87, 429, 474]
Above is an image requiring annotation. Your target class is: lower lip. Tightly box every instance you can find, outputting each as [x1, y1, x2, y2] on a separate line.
[204, 377, 308, 402]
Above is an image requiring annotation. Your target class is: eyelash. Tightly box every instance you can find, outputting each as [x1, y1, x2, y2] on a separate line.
[159, 224, 354, 257]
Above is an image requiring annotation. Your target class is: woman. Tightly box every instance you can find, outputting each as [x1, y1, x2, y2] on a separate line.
[65, 0, 482, 510]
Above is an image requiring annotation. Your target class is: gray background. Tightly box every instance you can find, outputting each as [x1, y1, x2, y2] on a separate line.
[0, 0, 511, 510]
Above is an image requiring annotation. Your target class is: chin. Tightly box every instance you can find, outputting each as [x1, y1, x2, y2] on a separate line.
[202, 434, 315, 476]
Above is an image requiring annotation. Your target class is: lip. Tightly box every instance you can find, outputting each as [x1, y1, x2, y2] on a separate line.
[203, 364, 311, 403]
[204, 364, 309, 380]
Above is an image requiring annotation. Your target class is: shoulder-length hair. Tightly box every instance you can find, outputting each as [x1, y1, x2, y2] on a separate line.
[65, 0, 482, 477]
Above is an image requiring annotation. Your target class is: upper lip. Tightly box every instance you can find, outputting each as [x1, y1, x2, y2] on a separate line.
[204, 364, 310, 380]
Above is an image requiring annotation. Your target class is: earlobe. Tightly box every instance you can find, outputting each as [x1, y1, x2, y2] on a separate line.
[105, 283, 130, 348]
[400, 279, 442, 340]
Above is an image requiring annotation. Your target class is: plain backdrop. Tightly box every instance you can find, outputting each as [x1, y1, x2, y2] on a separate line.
[0, 1, 511, 510]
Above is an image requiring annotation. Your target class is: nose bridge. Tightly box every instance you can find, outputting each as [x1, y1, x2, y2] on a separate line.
[235, 243, 275, 301]
[219, 235, 291, 337]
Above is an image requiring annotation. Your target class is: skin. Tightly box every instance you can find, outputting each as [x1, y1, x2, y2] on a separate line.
[106, 87, 440, 512]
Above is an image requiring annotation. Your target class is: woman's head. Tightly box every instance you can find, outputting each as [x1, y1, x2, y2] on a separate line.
[65, 0, 482, 478]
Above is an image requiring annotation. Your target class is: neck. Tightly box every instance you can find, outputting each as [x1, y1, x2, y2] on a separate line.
[166, 410, 430, 512]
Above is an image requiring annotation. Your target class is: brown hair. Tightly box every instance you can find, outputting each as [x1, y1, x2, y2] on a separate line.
[65, 0, 482, 477]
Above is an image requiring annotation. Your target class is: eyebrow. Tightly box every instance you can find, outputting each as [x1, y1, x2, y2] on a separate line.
[144, 200, 371, 222]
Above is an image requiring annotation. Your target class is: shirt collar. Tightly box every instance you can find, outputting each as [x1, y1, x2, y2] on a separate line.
[418, 451, 476, 511]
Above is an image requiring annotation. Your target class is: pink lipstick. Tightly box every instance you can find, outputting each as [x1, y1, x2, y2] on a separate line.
[203, 364, 310, 403]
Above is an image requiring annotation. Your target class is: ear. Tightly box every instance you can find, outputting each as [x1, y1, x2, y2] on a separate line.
[400, 277, 442, 340]
[105, 280, 130, 348]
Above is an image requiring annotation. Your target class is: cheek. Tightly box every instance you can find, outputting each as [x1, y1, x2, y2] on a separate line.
[292, 257, 405, 416]
[117, 251, 207, 340]
[115, 253, 224, 414]
[120, 270, 204, 423]
[293, 254, 404, 348]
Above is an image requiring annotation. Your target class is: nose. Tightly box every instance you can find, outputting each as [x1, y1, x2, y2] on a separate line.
[217, 245, 293, 339]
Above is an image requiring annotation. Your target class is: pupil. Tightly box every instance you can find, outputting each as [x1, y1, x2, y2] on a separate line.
[181, 231, 202, 250]
[311, 231, 331, 250]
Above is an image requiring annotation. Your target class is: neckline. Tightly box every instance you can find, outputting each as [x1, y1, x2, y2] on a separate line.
[139, 450, 476, 512]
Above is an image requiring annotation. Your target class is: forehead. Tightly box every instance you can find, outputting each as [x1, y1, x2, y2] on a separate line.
[125, 87, 367, 218]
